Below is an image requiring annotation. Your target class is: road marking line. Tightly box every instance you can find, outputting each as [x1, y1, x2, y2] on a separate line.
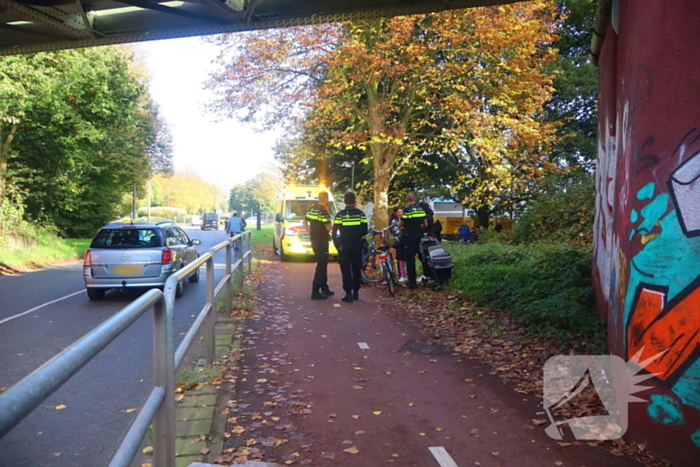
[429, 447, 458, 467]
[0, 290, 86, 325]
[358, 342, 369, 350]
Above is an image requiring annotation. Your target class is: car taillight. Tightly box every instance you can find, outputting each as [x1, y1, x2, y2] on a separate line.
[161, 248, 173, 265]
[84, 250, 92, 266]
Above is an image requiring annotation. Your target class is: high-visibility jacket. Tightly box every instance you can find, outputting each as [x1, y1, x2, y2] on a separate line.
[402, 203, 426, 234]
[332, 207, 368, 244]
[304, 204, 332, 241]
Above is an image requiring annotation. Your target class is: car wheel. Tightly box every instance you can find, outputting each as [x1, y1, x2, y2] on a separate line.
[87, 288, 105, 300]
[280, 243, 291, 262]
[175, 280, 184, 298]
[189, 266, 200, 283]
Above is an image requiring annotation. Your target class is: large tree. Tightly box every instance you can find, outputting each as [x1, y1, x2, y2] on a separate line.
[207, 2, 562, 228]
[1, 47, 168, 236]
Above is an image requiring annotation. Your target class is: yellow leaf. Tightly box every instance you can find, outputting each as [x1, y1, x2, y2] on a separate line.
[352, 415, 359, 419]
[436, 427, 444, 432]
[419, 432, 426, 436]
[55, 404, 67, 410]
[392, 453, 399, 457]
[373, 411, 382, 415]
[408, 402, 415, 407]
[492, 452, 500, 456]
[125, 408, 137, 413]
[343, 447, 359, 454]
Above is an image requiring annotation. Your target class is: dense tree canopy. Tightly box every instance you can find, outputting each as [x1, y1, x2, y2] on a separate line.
[207, 2, 563, 228]
[0, 47, 171, 237]
[228, 172, 284, 216]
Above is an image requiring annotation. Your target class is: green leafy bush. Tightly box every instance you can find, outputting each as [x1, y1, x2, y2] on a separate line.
[514, 177, 595, 244]
[446, 241, 605, 343]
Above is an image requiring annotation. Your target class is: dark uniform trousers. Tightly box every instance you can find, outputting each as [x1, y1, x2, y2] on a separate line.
[311, 236, 329, 293]
[403, 231, 422, 284]
[340, 241, 363, 293]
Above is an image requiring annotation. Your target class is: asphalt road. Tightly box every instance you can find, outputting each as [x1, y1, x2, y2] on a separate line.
[0, 226, 234, 467]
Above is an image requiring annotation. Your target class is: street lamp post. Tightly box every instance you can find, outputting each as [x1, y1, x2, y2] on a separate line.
[351, 161, 355, 191]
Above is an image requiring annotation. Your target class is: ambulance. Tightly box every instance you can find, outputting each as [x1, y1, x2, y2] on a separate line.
[273, 185, 339, 261]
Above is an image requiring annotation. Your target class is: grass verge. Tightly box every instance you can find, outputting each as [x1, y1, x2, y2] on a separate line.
[0, 225, 90, 272]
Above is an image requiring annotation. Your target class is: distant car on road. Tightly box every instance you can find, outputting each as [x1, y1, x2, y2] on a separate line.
[191, 214, 202, 226]
[83, 222, 201, 300]
[201, 212, 218, 230]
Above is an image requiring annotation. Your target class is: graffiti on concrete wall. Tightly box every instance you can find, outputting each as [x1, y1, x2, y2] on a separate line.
[622, 137, 700, 447]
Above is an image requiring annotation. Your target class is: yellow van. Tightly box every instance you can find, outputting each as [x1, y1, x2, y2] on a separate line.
[273, 185, 339, 261]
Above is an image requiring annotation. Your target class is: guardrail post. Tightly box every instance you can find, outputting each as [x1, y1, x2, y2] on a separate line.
[247, 231, 252, 275]
[205, 251, 215, 365]
[225, 242, 232, 317]
[154, 295, 175, 467]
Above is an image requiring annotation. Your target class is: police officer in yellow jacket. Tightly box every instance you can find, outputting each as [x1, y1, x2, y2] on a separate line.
[399, 193, 427, 290]
[303, 191, 335, 300]
[332, 192, 368, 302]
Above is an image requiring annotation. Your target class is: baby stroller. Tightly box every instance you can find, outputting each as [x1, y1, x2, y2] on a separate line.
[418, 234, 453, 289]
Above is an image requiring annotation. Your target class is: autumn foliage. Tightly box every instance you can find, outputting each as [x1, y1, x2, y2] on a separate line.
[206, 2, 562, 228]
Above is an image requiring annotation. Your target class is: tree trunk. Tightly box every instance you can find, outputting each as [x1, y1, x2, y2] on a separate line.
[476, 206, 490, 229]
[0, 123, 18, 198]
[373, 166, 390, 230]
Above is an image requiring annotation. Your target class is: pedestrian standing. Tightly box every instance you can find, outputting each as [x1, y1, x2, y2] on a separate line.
[400, 193, 427, 290]
[332, 192, 368, 303]
[390, 207, 407, 282]
[303, 191, 335, 299]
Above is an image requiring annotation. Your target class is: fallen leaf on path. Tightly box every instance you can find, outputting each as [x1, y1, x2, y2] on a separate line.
[353, 385, 363, 389]
[555, 462, 563, 466]
[53, 452, 61, 457]
[436, 427, 444, 432]
[141, 464, 151, 467]
[200, 447, 210, 455]
[343, 447, 359, 454]
[392, 453, 400, 457]
[521, 424, 535, 430]
[15, 354, 22, 357]
[352, 415, 359, 419]
[408, 402, 415, 407]
[355, 430, 365, 435]
[342, 440, 354, 445]
[532, 419, 547, 426]
[419, 432, 426, 436]
[492, 452, 500, 456]
[142, 446, 154, 455]
[328, 413, 337, 418]
[373, 411, 382, 415]
[125, 408, 137, 413]
[55, 404, 67, 410]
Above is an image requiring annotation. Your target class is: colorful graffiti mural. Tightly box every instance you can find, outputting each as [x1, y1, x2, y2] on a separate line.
[592, 2, 700, 463]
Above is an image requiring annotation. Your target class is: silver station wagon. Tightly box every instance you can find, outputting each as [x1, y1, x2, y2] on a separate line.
[83, 222, 201, 300]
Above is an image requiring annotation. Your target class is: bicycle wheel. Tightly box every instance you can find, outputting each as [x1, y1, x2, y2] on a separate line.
[361, 251, 382, 283]
[384, 261, 395, 296]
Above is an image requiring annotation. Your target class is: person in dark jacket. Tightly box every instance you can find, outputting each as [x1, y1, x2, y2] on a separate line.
[389, 207, 407, 282]
[332, 192, 368, 303]
[400, 193, 427, 290]
[303, 191, 334, 300]
[433, 219, 443, 242]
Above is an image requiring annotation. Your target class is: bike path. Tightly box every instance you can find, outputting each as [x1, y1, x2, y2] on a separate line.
[225, 260, 639, 466]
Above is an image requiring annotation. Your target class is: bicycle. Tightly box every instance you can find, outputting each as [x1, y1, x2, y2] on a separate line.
[361, 227, 397, 296]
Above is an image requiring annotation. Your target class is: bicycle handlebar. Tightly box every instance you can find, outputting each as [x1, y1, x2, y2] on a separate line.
[370, 227, 392, 235]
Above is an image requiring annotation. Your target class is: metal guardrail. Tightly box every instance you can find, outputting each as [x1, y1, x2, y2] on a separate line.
[0, 230, 253, 467]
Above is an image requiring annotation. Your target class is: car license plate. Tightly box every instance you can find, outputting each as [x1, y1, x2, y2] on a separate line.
[113, 264, 141, 276]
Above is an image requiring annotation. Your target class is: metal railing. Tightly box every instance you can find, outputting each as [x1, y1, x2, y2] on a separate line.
[0, 231, 253, 467]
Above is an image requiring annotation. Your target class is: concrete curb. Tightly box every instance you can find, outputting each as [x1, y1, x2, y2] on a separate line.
[174, 318, 241, 467]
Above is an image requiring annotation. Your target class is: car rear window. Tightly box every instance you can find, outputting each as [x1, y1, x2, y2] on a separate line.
[203, 213, 218, 220]
[91, 228, 162, 248]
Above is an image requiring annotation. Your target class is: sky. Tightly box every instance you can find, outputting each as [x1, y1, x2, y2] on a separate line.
[137, 36, 282, 193]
